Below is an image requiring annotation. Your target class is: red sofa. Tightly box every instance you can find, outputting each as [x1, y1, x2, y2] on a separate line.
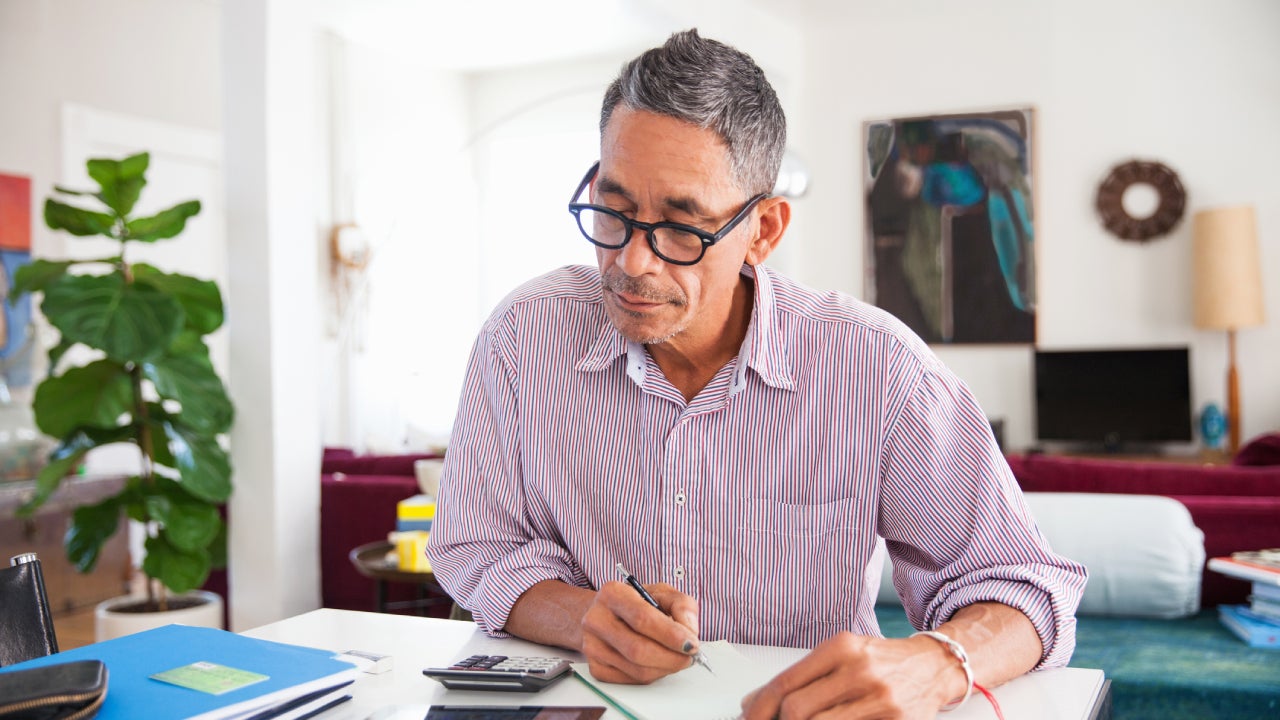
[1006, 437, 1280, 608]
[319, 448, 444, 613]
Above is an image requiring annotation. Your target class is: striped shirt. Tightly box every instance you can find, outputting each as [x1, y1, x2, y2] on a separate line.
[426, 263, 1086, 668]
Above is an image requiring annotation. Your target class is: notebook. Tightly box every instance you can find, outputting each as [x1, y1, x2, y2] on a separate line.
[572, 641, 775, 720]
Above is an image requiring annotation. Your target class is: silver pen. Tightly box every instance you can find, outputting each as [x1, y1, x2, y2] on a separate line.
[615, 563, 715, 675]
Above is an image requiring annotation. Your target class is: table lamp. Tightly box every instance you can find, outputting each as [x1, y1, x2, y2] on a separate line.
[1192, 205, 1266, 454]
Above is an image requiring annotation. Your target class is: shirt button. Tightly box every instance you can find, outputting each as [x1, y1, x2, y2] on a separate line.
[674, 566, 685, 579]
[675, 492, 686, 505]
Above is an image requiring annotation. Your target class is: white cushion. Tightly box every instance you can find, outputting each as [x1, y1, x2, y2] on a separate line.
[875, 492, 1205, 618]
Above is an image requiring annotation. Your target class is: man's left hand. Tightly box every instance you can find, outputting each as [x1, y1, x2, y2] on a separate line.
[739, 632, 963, 720]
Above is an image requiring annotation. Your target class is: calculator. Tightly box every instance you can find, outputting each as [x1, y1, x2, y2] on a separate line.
[423, 655, 573, 692]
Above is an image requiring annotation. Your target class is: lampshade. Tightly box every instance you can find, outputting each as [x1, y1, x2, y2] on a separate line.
[1192, 205, 1266, 330]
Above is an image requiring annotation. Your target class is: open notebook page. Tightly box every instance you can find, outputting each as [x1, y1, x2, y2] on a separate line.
[572, 640, 778, 720]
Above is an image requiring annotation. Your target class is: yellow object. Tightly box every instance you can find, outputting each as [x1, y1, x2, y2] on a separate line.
[397, 494, 437, 521]
[390, 531, 432, 572]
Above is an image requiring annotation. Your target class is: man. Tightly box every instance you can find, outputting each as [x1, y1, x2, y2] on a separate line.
[427, 29, 1086, 719]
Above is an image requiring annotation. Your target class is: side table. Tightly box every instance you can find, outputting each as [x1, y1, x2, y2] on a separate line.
[347, 541, 453, 616]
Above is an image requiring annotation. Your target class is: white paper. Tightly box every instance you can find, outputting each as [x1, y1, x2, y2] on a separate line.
[572, 641, 776, 720]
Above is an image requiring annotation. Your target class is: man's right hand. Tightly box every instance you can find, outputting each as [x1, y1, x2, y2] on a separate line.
[580, 580, 702, 684]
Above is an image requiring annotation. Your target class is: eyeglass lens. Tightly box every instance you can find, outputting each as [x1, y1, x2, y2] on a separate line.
[575, 208, 705, 264]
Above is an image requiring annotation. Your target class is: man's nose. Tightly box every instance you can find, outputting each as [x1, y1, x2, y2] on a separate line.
[615, 227, 664, 276]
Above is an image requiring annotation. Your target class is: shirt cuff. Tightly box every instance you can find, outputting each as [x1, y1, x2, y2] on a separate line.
[468, 539, 589, 636]
[921, 565, 1085, 669]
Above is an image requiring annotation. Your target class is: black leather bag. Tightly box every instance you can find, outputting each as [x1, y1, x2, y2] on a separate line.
[0, 557, 59, 667]
[0, 660, 107, 719]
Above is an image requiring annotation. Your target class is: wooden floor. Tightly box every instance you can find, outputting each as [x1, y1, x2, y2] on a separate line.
[52, 605, 97, 650]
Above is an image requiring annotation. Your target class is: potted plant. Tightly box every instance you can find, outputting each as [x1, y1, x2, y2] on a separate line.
[11, 151, 233, 638]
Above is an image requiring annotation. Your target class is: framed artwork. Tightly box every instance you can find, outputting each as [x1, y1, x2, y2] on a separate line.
[863, 108, 1036, 344]
[0, 172, 35, 387]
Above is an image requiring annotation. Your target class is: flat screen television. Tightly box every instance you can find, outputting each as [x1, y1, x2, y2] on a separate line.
[1034, 347, 1192, 450]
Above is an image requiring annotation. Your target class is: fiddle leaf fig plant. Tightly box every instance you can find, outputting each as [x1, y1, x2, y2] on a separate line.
[11, 151, 234, 607]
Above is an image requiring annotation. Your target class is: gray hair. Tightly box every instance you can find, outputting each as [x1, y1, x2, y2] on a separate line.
[600, 29, 786, 197]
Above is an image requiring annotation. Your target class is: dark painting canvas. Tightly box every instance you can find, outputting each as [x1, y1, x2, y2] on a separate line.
[864, 108, 1036, 344]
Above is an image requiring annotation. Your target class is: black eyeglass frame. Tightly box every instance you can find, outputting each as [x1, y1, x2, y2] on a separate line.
[567, 161, 767, 266]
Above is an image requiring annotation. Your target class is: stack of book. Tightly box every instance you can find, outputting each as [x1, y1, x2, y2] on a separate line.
[1208, 550, 1280, 649]
[0, 624, 361, 719]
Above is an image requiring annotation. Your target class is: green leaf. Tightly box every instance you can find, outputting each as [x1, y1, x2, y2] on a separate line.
[53, 185, 96, 197]
[133, 264, 224, 334]
[10, 259, 74, 301]
[145, 479, 220, 552]
[14, 422, 137, 512]
[125, 200, 200, 242]
[42, 273, 184, 362]
[65, 496, 123, 573]
[87, 153, 148, 217]
[16, 449, 89, 518]
[145, 335, 233, 434]
[31, 360, 133, 437]
[164, 420, 232, 503]
[44, 199, 115, 237]
[14, 426, 131, 517]
[142, 533, 209, 594]
[146, 407, 179, 469]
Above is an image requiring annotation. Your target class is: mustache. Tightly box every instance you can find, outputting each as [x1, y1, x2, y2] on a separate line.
[602, 269, 687, 307]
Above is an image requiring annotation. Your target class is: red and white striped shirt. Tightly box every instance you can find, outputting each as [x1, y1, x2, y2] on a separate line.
[427, 264, 1086, 668]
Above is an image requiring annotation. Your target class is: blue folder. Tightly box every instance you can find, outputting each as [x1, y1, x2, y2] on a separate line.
[0, 624, 359, 720]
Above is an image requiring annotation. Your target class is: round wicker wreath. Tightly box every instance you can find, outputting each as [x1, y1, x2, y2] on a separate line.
[1095, 160, 1186, 241]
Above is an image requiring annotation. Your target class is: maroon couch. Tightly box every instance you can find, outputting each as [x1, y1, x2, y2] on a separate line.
[320, 448, 445, 613]
[1006, 436, 1280, 608]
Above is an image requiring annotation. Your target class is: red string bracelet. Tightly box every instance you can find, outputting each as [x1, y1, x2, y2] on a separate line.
[973, 682, 1005, 720]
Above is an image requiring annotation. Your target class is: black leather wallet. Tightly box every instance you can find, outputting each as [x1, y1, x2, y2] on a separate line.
[0, 660, 107, 720]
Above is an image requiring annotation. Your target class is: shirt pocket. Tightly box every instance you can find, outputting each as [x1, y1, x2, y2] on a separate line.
[731, 496, 864, 632]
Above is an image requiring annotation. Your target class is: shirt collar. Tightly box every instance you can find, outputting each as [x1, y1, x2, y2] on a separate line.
[575, 264, 795, 393]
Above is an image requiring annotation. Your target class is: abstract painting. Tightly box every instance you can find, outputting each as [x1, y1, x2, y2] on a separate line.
[0, 173, 35, 387]
[863, 108, 1036, 344]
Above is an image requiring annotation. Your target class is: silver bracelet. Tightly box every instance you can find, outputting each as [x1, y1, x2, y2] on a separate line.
[911, 630, 974, 711]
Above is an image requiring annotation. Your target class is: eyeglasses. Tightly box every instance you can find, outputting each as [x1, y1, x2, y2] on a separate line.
[567, 162, 766, 266]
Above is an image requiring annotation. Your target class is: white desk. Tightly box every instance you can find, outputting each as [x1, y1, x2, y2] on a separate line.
[243, 609, 1109, 720]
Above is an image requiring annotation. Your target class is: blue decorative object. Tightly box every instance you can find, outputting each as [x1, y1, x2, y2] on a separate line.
[1200, 403, 1227, 450]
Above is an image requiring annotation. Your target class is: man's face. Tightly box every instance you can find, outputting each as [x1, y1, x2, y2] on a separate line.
[593, 107, 758, 347]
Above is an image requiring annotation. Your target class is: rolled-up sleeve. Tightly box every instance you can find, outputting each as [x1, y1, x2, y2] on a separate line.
[425, 319, 590, 636]
[878, 367, 1088, 669]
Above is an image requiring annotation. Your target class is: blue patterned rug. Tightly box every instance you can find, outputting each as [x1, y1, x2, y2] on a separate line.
[874, 606, 1280, 719]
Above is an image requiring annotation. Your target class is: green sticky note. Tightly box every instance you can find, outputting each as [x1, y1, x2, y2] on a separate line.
[151, 661, 269, 695]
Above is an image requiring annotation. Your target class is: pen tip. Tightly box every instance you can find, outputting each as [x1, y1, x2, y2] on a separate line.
[615, 563, 629, 576]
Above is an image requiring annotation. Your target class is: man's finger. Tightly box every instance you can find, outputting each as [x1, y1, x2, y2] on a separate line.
[600, 581, 698, 655]
[741, 634, 867, 719]
[647, 583, 700, 637]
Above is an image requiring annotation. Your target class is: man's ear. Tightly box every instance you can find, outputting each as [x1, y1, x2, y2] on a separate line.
[745, 197, 791, 265]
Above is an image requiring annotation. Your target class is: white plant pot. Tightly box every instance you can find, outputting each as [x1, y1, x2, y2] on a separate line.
[94, 589, 224, 642]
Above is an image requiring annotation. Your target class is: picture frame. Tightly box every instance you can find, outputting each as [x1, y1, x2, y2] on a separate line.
[863, 107, 1037, 344]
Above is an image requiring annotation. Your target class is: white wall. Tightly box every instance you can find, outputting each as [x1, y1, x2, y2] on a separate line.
[0, 0, 221, 299]
[320, 40, 479, 451]
[323, 7, 809, 450]
[788, 0, 1280, 449]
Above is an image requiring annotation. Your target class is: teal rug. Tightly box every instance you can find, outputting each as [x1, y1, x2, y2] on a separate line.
[875, 606, 1280, 719]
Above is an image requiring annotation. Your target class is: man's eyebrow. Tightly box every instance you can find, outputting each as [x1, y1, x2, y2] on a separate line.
[595, 175, 632, 201]
[596, 175, 715, 221]
[664, 196, 713, 221]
